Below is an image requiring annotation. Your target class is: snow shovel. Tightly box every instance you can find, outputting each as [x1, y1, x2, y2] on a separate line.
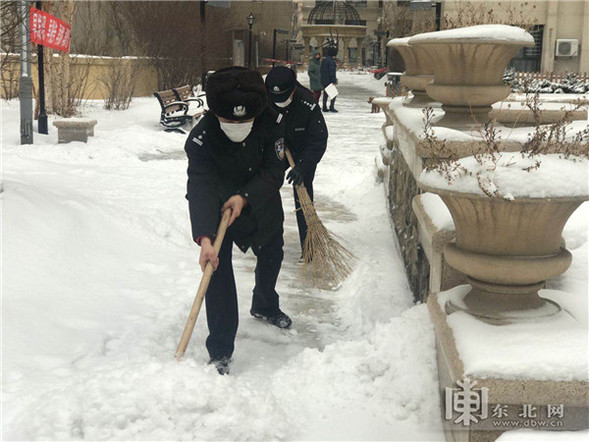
[285, 148, 353, 286]
[175, 208, 232, 361]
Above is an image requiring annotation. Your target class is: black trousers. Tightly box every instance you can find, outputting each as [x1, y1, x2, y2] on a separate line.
[204, 231, 284, 359]
[293, 165, 316, 250]
[322, 93, 336, 110]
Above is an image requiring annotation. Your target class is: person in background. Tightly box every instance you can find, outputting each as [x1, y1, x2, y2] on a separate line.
[265, 66, 328, 262]
[320, 46, 338, 112]
[184, 67, 291, 376]
[307, 50, 323, 103]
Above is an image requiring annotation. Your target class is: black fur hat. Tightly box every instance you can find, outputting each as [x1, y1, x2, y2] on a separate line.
[206, 67, 267, 121]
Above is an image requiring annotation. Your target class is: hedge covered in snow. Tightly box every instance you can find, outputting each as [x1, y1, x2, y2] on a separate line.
[504, 68, 589, 94]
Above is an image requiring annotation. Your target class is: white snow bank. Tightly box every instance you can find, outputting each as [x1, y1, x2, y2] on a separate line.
[2, 78, 443, 441]
[336, 71, 388, 97]
[6, 306, 441, 441]
[385, 124, 395, 141]
[388, 97, 589, 144]
[274, 305, 442, 441]
[563, 201, 589, 251]
[387, 37, 411, 47]
[419, 192, 454, 231]
[439, 286, 589, 382]
[492, 100, 589, 112]
[7, 359, 293, 440]
[409, 24, 535, 45]
[419, 153, 589, 199]
[388, 97, 477, 142]
[506, 93, 589, 104]
[497, 429, 589, 441]
[372, 97, 393, 107]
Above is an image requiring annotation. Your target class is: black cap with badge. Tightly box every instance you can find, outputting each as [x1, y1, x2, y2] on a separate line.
[205, 66, 267, 121]
[265, 66, 297, 104]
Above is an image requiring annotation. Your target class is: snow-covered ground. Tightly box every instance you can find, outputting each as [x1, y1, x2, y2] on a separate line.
[2, 72, 442, 440]
[2, 71, 587, 441]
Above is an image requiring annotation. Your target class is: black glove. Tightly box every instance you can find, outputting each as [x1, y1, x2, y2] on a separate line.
[286, 166, 304, 186]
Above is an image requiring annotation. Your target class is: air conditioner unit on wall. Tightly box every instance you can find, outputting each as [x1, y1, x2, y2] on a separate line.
[555, 39, 579, 57]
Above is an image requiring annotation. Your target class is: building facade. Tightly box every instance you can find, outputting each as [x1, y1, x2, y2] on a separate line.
[442, 0, 589, 74]
[297, 0, 588, 73]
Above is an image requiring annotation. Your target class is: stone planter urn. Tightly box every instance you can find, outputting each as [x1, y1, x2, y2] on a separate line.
[409, 25, 534, 125]
[387, 37, 433, 105]
[419, 185, 587, 323]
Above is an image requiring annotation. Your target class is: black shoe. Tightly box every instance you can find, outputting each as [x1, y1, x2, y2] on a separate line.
[322, 107, 329, 112]
[250, 309, 292, 329]
[329, 107, 338, 113]
[209, 356, 231, 375]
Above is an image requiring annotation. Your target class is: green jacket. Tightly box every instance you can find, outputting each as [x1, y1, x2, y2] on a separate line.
[307, 51, 322, 91]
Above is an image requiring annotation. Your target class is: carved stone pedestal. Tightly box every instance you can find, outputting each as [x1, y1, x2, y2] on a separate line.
[53, 119, 98, 144]
[429, 289, 589, 442]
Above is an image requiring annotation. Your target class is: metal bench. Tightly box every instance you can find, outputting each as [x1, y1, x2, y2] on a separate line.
[153, 87, 205, 133]
[173, 84, 206, 107]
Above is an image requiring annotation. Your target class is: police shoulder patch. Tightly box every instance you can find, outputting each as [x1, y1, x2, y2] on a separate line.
[192, 134, 204, 146]
[274, 137, 285, 161]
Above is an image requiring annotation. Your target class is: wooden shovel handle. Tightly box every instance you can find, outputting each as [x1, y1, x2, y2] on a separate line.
[285, 147, 296, 169]
[175, 208, 232, 361]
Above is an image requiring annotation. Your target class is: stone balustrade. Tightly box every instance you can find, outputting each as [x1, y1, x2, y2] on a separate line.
[376, 24, 588, 442]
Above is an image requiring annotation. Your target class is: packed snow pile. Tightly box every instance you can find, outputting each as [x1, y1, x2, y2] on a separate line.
[439, 286, 589, 382]
[419, 153, 589, 199]
[419, 192, 454, 231]
[409, 24, 535, 44]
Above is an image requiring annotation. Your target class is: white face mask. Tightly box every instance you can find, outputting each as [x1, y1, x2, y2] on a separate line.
[219, 120, 254, 142]
[275, 96, 293, 108]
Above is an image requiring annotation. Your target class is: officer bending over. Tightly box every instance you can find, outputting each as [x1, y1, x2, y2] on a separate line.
[265, 66, 328, 261]
[185, 67, 291, 375]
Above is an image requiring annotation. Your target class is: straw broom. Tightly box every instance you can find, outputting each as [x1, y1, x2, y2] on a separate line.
[285, 148, 354, 286]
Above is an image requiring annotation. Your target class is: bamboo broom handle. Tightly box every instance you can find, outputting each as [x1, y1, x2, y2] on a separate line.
[175, 209, 232, 361]
[285, 147, 296, 169]
[285, 148, 307, 194]
[285, 147, 313, 209]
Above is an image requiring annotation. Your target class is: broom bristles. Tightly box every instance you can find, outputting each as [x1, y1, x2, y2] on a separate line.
[295, 183, 354, 287]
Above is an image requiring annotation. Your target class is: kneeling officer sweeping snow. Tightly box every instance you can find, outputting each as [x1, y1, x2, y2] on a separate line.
[184, 67, 291, 375]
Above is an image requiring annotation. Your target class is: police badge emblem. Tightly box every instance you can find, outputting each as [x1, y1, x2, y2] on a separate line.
[233, 105, 246, 117]
[274, 137, 285, 161]
[273, 86, 280, 92]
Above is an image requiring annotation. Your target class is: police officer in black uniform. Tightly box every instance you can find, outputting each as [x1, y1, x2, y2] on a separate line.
[184, 67, 291, 375]
[264, 66, 328, 261]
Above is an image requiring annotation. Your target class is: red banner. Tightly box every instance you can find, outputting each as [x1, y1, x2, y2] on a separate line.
[30, 6, 71, 53]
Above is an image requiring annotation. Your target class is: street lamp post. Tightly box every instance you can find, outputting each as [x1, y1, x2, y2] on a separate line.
[19, 0, 33, 144]
[247, 12, 255, 68]
[36, 0, 48, 134]
[376, 16, 383, 68]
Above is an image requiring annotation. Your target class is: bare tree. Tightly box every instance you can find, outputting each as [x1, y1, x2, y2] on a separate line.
[42, 0, 85, 117]
[1, 1, 29, 99]
[117, 1, 230, 90]
[441, 0, 539, 31]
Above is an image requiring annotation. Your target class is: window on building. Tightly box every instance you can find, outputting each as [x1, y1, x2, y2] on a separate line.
[509, 25, 544, 72]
